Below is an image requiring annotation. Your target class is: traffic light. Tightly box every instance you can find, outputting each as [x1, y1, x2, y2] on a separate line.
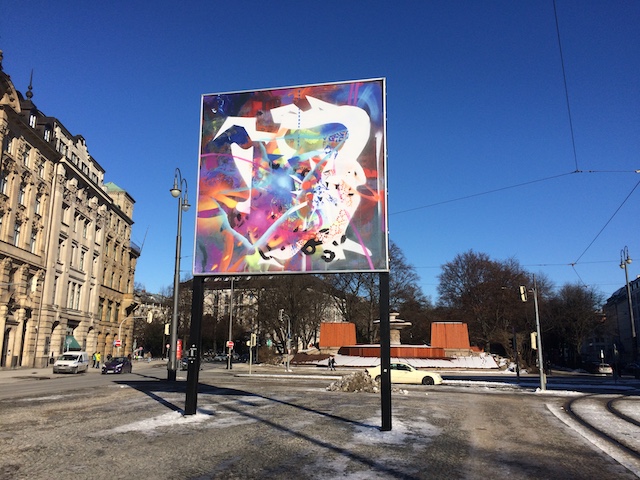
[519, 285, 528, 302]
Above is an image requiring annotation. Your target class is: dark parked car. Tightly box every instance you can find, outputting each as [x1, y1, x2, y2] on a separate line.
[101, 356, 132, 374]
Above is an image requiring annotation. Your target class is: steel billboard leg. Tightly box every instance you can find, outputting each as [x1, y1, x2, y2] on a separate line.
[379, 272, 392, 431]
[185, 276, 205, 415]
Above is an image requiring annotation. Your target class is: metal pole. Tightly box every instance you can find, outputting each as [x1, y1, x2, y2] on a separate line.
[168, 169, 189, 381]
[168, 196, 182, 381]
[286, 313, 291, 372]
[512, 326, 520, 383]
[379, 272, 392, 431]
[227, 278, 234, 369]
[621, 247, 637, 361]
[533, 275, 546, 391]
[185, 276, 204, 415]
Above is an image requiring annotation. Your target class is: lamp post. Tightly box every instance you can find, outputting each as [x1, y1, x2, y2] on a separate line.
[531, 276, 546, 391]
[620, 246, 637, 362]
[117, 315, 144, 355]
[520, 279, 545, 391]
[168, 168, 190, 381]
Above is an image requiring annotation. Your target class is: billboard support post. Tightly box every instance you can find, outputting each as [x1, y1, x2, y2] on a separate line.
[185, 276, 205, 415]
[379, 272, 392, 431]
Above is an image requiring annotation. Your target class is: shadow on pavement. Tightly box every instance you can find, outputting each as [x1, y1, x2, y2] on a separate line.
[114, 377, 421, 480]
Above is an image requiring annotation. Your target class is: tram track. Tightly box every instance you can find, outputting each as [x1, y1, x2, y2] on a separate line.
[558, 393, 640, 476]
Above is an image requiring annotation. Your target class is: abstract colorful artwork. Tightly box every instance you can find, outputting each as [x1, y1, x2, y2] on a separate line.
[193, 78, 388, 275]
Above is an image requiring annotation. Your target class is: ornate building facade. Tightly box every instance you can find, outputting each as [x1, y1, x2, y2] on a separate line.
[0, 51, 140, 368]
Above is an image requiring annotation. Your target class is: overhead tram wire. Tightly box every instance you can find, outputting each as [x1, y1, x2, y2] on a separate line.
[391, 171, 577, 216]
[573, 178, 640, 266]
[553, 0, 580, 173]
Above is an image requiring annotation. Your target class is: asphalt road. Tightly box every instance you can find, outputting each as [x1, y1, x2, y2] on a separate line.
[0, 362, 638, 480]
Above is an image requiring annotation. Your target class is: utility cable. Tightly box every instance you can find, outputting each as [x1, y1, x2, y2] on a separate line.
[553, 0, 580, 172]
[391, 171, 577, 215]
[573, 178, 640, 264]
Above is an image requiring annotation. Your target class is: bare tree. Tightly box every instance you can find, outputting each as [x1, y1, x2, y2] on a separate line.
[546, 283, 605, 367]
[437, 250, 531, 352]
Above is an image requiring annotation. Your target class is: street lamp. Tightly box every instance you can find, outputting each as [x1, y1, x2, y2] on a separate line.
[168, 168, 190, 381]
[620, 246, 637, 361]
[117, 315, 145, 355]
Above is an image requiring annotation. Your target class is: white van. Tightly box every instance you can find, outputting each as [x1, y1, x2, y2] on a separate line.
[52, 351, 90, 374]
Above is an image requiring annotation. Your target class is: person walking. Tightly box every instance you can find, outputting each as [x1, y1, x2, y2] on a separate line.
[95, 352, 101, 369]
[92, 352, 97, 368]
[328, 356, 336, 371]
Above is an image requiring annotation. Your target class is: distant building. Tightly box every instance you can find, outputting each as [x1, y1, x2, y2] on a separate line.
[603, 276, 640, 364]
[0, 51, 140, 368]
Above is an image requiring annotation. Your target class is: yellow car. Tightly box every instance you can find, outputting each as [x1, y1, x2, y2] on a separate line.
[366, 362, 443, 386]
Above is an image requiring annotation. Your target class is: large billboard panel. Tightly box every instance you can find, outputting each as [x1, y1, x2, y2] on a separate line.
[194, 78, 388, 276]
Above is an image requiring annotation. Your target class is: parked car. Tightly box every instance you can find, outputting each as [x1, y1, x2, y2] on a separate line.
[212, 354, 228, 362]
[366, 362, 443, 385]
[52, 351, 90, 374]
[101, 356, 133, 374]
[583, 361, 613, 375]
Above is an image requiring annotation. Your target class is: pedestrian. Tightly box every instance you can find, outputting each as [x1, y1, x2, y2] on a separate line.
[91, 352, 96, 368]
[95, 352, 101, 369]
[329, 356, 336, 371]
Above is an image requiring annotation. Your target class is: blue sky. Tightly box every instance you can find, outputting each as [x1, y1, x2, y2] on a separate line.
[1, 1, 638, 303]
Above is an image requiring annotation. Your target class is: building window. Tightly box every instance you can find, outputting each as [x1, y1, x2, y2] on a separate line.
[38, 162, 45, 178]
[68, 282, 75, 309]
[44, 128, 51, 142]
[18, 184, 26, 205]
[79, 250, 86, 270]
[75, 284, 81, 310]
[53, 275, 59, 304]
[29, 114, 36, 128]
[13, 223, 21, 247]
[82, 221, 88, 238]
[62, 205, 69, 225]
[22, 146, 31, 166]
[98, 298, 104, 321]
[0, 171, 8, 195]
[35, 195, 42, 215]
[2, 135, 12, 153]
[57, 238, 64, 262]
[30, 230, 37, 253]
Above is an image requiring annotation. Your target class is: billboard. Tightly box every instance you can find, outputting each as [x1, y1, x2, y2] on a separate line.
[194, 78, 388, 276]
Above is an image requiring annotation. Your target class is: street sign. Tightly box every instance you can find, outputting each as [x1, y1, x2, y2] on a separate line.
[114, 339, 122, 347]
[226, 340, 234, 348]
